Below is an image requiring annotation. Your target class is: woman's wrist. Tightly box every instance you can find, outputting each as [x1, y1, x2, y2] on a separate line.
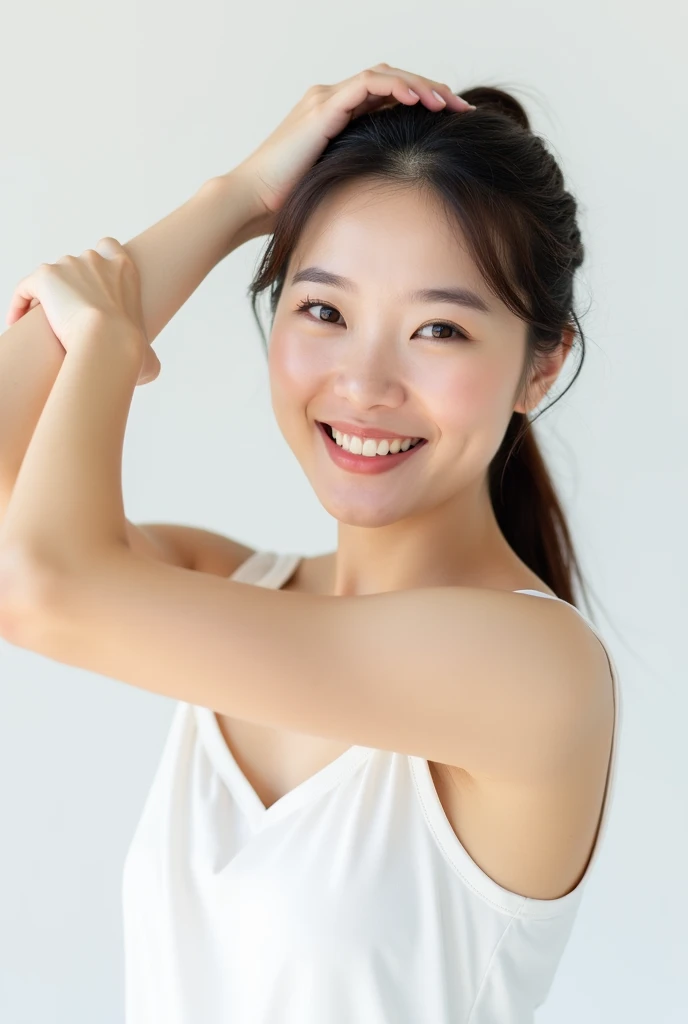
[198, 171, 273, 255]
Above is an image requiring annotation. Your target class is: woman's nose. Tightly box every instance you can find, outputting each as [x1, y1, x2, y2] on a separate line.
[330, 331, 409, 407]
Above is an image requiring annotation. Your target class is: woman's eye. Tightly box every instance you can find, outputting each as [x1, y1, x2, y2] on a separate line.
[415, 322, 469, 342]
[295, 298, 469, 342]
[297, 300, 343, 325]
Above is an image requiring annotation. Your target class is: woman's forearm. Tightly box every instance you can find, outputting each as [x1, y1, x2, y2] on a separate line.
[0, 171, 266, 503]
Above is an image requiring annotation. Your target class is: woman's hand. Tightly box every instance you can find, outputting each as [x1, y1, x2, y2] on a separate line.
[231, 63, 475, 232]
[5, 237, 161, 386]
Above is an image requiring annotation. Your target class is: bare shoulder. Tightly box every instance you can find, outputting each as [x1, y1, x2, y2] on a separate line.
[506, 583, 615, 702]
[448, 589, 616, 899]
[125, 520, 256, 576]
[511, 584, 614, 685]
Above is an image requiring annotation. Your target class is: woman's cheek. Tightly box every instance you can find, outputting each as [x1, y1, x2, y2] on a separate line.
[435, 366, 499, 433]
[269, 330, 318, 401]
[268, 331, 333, 455]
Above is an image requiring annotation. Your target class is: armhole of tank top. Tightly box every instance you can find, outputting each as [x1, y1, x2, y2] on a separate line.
[409, 588, 623, 920]
[509, 589, 623, 912]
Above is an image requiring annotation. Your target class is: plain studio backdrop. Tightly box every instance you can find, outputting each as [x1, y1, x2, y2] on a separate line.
[0, 1, 686, 1021]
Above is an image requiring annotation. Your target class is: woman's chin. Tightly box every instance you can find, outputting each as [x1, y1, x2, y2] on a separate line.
[309, 488, 415, 529]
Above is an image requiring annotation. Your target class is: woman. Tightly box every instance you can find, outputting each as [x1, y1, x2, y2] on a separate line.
[0, 65, 621, 1022]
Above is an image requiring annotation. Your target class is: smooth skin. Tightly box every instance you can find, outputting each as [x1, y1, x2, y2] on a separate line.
[0, 66, 615, 901]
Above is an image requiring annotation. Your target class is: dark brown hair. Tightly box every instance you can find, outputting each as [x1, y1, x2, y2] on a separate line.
[248, 84, 597, 620]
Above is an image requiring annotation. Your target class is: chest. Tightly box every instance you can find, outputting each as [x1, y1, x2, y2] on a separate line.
[215, 710, 613, 902]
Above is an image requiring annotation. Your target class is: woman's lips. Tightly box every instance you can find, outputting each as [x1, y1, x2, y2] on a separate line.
[316, 421, 428, 475]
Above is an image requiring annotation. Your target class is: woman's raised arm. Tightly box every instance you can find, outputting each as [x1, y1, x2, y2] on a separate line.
[0, 170, 266, 509]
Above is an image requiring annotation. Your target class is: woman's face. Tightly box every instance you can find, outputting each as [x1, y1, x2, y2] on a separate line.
[267, 180, 536, 529]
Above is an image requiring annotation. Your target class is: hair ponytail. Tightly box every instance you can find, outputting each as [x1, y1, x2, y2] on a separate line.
[490, 411, 587, 610]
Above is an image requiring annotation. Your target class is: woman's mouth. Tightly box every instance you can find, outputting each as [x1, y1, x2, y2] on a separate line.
[316, 421, 428, 475]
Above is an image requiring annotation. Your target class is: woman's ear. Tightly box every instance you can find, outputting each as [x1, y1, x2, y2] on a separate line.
[513, 328, 575, 414]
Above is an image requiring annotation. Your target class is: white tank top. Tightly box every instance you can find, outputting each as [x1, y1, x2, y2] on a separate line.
[122, 550, 622, 1024]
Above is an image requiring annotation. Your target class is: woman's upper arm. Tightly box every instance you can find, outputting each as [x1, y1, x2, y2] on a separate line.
[125, 520, 255, 576]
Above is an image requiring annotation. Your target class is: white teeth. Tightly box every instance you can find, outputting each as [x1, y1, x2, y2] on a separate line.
[329, 427, 421, 457]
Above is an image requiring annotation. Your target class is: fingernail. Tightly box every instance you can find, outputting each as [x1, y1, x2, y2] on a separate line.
[431, 90, 446, 105]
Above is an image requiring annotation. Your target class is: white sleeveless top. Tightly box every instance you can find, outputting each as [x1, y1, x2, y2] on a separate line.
[122, 550, 623, 1024]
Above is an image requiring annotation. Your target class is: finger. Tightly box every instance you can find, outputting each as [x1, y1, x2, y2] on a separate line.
[5, 273, 42, 326]
[348, 92, 404, 120]
[5, 297, 31, 326]
[137, 346, 161, 386]
[341, 70, 469, 124]
[94, 236, 124, 258]
[335, 70, 426, 123]
[366, 64, 474, 111]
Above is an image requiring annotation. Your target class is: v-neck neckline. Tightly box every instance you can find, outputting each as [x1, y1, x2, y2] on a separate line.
[194, 555, 580, 831]
[194, 705, 374, 831]
[193, 551, 374, 830]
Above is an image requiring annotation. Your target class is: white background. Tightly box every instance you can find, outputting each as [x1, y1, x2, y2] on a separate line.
[1, 0, 686, 1021]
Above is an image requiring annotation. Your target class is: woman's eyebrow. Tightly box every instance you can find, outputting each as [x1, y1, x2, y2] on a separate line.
[289, 266, 492, 314]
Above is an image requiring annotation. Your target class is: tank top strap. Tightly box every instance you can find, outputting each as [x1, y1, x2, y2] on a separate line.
[228, 550, 302, 589]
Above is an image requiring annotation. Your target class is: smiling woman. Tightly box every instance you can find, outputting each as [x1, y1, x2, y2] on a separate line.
[249, 87, 583, 609]
[0, 65, 622, 1024]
